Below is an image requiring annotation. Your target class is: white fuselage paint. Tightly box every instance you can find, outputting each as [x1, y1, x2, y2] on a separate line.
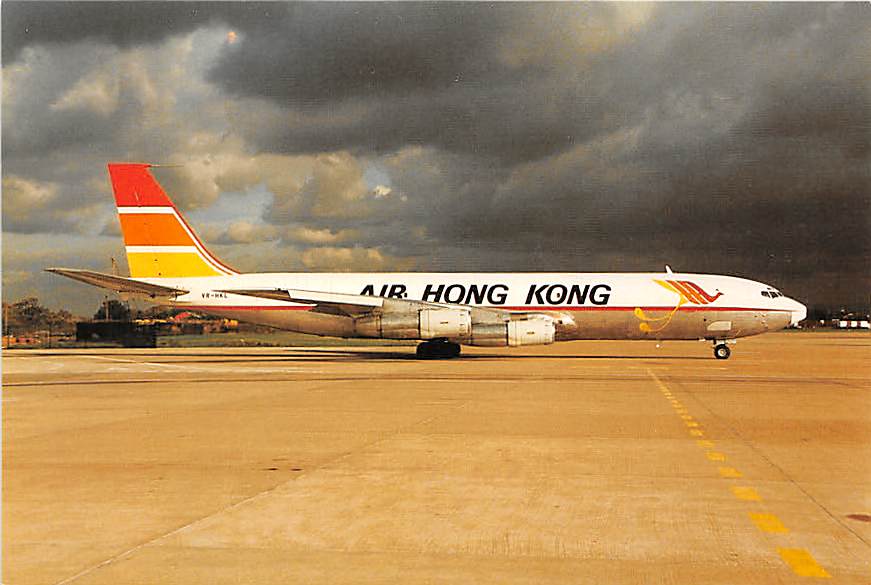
[144, 272, 807, 342]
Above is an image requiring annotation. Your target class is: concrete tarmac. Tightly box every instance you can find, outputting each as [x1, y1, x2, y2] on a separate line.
[4, 332, 870, 584]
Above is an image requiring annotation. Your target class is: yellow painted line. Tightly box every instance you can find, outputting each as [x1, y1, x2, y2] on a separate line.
[649, 370, 709, 437]
[731, 486, 761, 501]
[656, 342, 832, 584]
[749, 512, 788, 533]
[696, 439, 714, 448]
[650, 372, 667, 385]
[719, 466, 743, 478]
[777, 548, 831, 578]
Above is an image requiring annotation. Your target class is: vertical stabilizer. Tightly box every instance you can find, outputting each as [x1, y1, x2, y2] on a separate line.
[108, 163, 237, 278]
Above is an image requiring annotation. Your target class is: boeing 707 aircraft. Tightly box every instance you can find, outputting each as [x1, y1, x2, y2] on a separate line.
[49, 163, 807, 359]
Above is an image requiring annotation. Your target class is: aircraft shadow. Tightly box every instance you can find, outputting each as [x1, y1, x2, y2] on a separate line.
[298, 348, 712, 361]
[28, 348, 711, 362]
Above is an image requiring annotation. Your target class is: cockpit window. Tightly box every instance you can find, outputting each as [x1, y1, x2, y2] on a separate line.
[761, 291, 771, 298]
[761, 290, 782, 298]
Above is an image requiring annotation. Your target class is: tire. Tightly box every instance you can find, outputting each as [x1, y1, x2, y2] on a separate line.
[416, 341, 461, 359]
[714, 344, 731, 360]
[416, 343, 434, 359]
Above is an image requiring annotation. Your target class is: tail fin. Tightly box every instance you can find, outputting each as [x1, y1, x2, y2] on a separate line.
[108, 163, 237, 278]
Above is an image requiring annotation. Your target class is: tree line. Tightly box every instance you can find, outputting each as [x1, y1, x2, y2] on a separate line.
[3, 297, 78, 336]
[3, 297, 182, 336]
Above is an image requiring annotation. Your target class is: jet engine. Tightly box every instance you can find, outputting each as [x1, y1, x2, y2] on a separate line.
[469, 318, 556, 347]
[355, 308, 471, 340]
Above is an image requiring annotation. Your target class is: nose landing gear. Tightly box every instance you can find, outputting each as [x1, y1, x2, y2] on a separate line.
[713, 343, 731, 360]
[416, 339, 462, 359]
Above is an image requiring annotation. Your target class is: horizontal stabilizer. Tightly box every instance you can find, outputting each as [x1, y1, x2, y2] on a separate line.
[219, 289, 299, 303]
[45, 268, 188, 297]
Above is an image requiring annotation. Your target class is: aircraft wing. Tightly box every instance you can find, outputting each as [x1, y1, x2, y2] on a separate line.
[46, 268, 189, 297]
[220, 288, 384, 317]
[220, 287, 551, 323]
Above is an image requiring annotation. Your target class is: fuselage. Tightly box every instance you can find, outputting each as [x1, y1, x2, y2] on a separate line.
[152, 271, 806, 342]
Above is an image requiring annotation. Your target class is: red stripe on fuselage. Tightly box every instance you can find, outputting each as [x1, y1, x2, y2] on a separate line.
[499, 306, 789, 312]
[177, 304, 788, 313]
[178, 305, 314, 311]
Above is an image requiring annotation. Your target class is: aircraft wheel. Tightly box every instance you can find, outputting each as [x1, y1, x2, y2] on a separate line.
[416, 340, 461, 359]
[714, 344, 731, 360]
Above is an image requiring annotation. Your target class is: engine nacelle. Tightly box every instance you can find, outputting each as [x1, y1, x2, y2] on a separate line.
[355, 308, 471, 340]
[469, 318, 556, 347]
[419, 308, 471, 338]
[508, 319, 555, 346]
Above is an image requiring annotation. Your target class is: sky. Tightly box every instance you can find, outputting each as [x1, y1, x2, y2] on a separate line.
[2, 2, 869, 316]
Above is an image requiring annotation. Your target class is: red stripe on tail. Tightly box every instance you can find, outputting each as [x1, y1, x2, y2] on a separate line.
[108, 163, 174, 207]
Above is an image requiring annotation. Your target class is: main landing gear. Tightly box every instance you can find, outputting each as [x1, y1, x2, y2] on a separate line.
[713, 343, 731, 360]
[416, 339, 461, 359]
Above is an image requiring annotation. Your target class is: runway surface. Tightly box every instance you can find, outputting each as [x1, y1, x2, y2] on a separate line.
[4, 332, 870, 584]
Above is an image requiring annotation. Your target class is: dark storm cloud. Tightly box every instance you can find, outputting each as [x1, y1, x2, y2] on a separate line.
[238, 2, 863, 306]
[210, 2, 631, 162]
[219, 3, 502, 102]
[1, 1, 283, 64]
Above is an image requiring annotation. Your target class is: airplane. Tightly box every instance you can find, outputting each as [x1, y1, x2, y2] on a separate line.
[48, 163, 807, 359]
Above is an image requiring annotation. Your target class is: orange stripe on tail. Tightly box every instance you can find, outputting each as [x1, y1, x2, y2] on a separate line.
[119, 214, 194, 246]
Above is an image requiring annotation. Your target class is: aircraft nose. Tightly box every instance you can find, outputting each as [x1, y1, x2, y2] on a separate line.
[788, 298, 807, 326]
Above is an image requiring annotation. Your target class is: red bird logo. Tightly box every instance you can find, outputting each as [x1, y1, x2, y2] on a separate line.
[658, 280, 723, 304]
